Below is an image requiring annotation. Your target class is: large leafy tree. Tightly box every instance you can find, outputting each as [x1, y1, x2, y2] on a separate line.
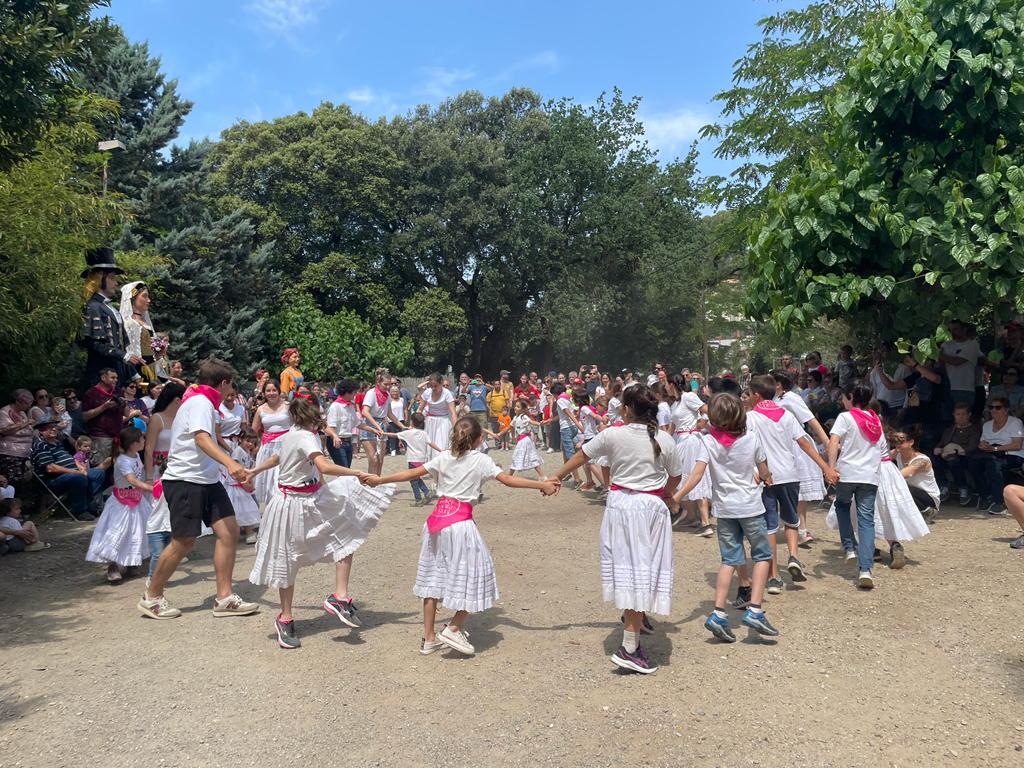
[749, 0, 1024, 356]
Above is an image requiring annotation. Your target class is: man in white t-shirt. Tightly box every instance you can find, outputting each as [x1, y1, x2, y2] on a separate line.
[967, 395, 1024, 514]
[138, 359, 258, 621]
[868, 346, 912, 415]
[941, 320, 983, 410]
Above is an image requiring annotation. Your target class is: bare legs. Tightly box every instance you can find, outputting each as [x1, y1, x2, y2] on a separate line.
[147, 536, 196, 599]
[423, 597, 468, 641]
[361, 440, 384, 475]
[334, 554, 353, 599]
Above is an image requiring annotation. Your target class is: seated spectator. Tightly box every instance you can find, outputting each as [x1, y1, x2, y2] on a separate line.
[987, 366, 1024, 417]
[28, 388, 55, 424]
[81, 367, 126, 466]
[30, 418, 105, 522]
[121, 380, 150, 430]
[0, 474, 13, 499]
[141, 381, 162, 413]
[0, 497, 48, 553]
[933, 402, 982, 505]
[801, 370, 829, 408]
[1002, 484, 1024, 549]
[966, 396, 1024, 515]
[0, 389, 35, 484]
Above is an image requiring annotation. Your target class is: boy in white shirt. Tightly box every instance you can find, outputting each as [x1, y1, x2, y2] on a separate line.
[325, 379, 359, 468]
[394, 412, 443, 506]
[138, 359, 259, 620]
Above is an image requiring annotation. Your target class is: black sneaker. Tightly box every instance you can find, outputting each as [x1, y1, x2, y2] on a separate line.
[323, 594, 361, 628]
[731, 586, 752, 609]
[889, 542, 906, 570]
[610, 644, 658, 674]
[766, 577, 784, 595]
[786, 556, 807, 582]
[275, 615, 300, 649]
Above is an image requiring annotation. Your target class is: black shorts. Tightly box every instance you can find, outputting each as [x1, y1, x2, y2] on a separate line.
[762, 482, 800, 534]
[163, 479, 235, 539]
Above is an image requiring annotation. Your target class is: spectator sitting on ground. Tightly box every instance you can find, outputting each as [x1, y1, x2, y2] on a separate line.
[0, 389, 36, 485]
[0, 497, 48, 553]
[987, 366, 1024, 417]
[966, 396, 1023, 515]
[30, 417, 106, 522]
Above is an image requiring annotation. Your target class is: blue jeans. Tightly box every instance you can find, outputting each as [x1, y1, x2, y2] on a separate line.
[147, 531, 171, 577]
[328, 440, 353, 468]
[408, 462, 429, 501]
[834, 481, 878, 572]
[47, 468, 105, 517]
[559, 425, 579, 461]
[717, 514, 772, 566]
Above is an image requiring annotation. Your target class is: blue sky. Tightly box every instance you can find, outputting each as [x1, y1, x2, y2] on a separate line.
[101, 0, 803, 179]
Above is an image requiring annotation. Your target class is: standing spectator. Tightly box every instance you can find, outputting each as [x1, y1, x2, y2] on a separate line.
[515, 373, 539, 401]
[803, 351, 828, 375]
[81, 368, 125, 466]
[801, 370, 828, 408]
[487, 378, 509, 446]
[967, 396, 1023, 515]
[63, 389, 86, 438]
[932, 402, 981, 505]
[455, 371, 471, 400]
[834, 345, 858, 388]
[940, 319, 983, 415]
[868, 346, 912, 419]
[499, 370, 514, 404]
[0, 390, 35, 484]
[737, 365, 751, 390]
[387, 384, 406, 456]
[467, 376, 489, 434]
[30, 418, 105, 521]
[122, 380, 150, 429]
[780, 354, 799, 378]
[28, 388, 55, 424]
[141, 381, 163, 414]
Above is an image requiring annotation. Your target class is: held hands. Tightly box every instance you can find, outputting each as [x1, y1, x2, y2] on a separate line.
[228, 462, 248, 484]
[539, 479, 561, 496]
[361, 474, 382, 487]
[823, 467, 840, 486]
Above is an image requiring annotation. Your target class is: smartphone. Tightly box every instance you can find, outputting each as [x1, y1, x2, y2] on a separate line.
[53, 397, 66, 411]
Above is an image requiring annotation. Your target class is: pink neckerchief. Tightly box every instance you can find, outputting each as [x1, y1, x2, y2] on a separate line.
[182, 384, 222, 411]
[849, 408, 882, 443]
[708, 427, 739, 447]
[753, 399, 785, 422]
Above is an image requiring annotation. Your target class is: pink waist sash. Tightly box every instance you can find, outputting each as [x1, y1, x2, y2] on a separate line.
[609, 484, 665, 498]
[881, 456, 892, 463]
[426, 496, 474, 534]
[113, 487, 143, 507]
[261, 430, 287, 446]
[278, 481, 322, 496]
[152, 479, 163, 500]
[517, 433, 532, 442]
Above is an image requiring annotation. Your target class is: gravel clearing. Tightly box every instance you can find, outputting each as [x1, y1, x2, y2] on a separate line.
[2, 450, 1023, 767]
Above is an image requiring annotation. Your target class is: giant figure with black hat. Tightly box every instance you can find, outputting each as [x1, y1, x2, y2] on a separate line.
[79, 246, 140, 387]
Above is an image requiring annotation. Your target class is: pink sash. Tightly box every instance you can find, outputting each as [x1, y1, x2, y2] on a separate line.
[261, 429, 287, 446]
[753, 400, 785, 422]
[152, 479, 163, 500]
[609, 484, 665, 497]
[113, 487, 143, 507]
[426, 496, 474, 534]
[880, 455, 892, 463]
[278, 481, 322, 496]
[517, 433, 532, 442]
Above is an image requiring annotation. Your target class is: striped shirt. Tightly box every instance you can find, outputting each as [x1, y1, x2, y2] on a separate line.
[30, 440, 78, 478]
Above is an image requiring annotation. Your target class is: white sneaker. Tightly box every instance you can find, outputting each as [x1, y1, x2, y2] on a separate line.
[419, 637, 446, 655]
[244, 533, 258, 545]
[438, 623, 475, 655]
[137, 593, 182, 620]
[857, 571, 874, 590]
[212, 593, 260, 617]
[845, 550, 858, 564]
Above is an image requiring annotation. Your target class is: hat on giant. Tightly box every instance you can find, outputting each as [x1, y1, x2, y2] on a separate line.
[81, 246, 125, 278]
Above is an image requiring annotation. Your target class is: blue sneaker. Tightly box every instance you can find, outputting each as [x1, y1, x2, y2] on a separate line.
[742, 609, 780, 636]
[704, 613, 737, 643]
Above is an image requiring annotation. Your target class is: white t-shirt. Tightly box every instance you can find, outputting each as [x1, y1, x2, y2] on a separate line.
[422, 388, 455, 417]
[389, 398, 406, 423]
[657, 402, 672, 428]
[868, 365, 911, 408]
[692, 431, 767, 519]
[277, 427, 324, 487]
[162, 396, 222, 484]
[830, 411, 881, 485]
[579, 405, 602, 440]
[218, 402, 246, 438]
[397, 429, 430, 464]
[556, 396, 578, 430]
[746, 409, 807, 485]
[776, 390, 815, 426]
[671, 392, 705, 433]
[326, 400, 359, 438]
[583, 423, 682, 491]
[942, 339, 981, 391]
[423, 450, 503, 502]
[607, 397, 622, 423]
[982, 416, 1024, 458]
[0, 515, 23, 540]
[896, 452, 941, 509]
[114, 454, 143, 488]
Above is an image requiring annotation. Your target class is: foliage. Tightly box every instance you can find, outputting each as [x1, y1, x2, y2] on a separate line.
[0, 0, 112, 170]
[400, 288, 468, 370]
[749, 0, 1024, 359]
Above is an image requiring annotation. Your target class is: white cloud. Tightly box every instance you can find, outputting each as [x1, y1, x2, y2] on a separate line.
[246, 0, 327, 35]
[639, 108, 712, 160]
[345, 87, 377, 104]
[418, 66, 476, 100]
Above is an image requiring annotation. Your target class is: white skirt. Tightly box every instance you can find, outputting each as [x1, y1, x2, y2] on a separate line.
[510, 436, 542, 471]
[825, 463, 930, 543]
[249, 477, 393, 589]
[599, 489, 673, 616]
[674, 433, 711, 501]
[86, 495, 151, 567]
[413, 519, 498, 613]
[254, 436, 284, 506]
[224, 480, 261, 527]
[797, 448, 825, 501]
[425, 415, 452, 461]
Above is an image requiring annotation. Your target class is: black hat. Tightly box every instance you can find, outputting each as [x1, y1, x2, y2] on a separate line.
[34, 417, 61, 430]
[81, 246, 125, 279]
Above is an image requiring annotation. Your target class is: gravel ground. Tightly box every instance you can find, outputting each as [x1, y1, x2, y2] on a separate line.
[2, 449, 1023, 768]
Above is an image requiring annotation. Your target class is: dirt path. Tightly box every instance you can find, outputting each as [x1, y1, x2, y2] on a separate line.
[2, 450, 1023, 767]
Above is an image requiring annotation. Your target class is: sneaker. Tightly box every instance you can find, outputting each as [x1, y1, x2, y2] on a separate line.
[742, 609, 780, 636]
[958, 489, 971, 506]
[766, 577, 784, 595]
[786, 556, 807, 582]
[212, 593, 260, 617]
[275, 615, 300, 649]
[704, 613, 737, 643]
[620, 613, 655, 635]
[420, 637, 446, 655]
[610, 644, 659, 674]
[323, 594, 361, 628]
[845, 550, 858, 564]
[699, 525, 714, 538]
[922, 507, 938, 524]
[939, 486, 950, 503]
[670, 508, 685, 527]
[857, 571, 874, 590]
[106, 565, 122, 583]
[1010, 533, 1024, 549]
[731, 586, 752, 609]
[987, 504, 1007, 517]
[798, 529, 814, 548]
[137, 594, 182, 620]
[889, 542, 906, 570]
[244, 533, 258, 545]
[438, 624, 475, 655]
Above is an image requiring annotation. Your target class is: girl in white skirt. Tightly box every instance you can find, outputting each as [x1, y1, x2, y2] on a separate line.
[248, 398, 394, 650]
[143, 382, 184, 579]
[419, 373, 457, 462]
[578, 393, 607, 491]
[87, 427, 153, 583]
[366, 416, 558, 657]
[552, 384, 682, 675]
[251, 380, 292, 506]
[223, 427, 261, 543]
[669, 374, 713, 537]
[492, 399, 548, 479]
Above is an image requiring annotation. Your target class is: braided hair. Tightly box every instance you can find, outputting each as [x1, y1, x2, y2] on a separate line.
[622, 383, 661, 459]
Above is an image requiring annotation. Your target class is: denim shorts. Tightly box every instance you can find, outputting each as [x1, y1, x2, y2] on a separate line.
[762, 481, 800, 534]
[559, 425, 579, 460]
[717, 514, 772, 566]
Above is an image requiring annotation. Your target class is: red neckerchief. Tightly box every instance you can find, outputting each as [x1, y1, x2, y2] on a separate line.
[96, 383, 116, 399]
[182, 384, 223, 410]
[708, 427, 738, 447]
[753, 399, 785, 422]
[334, 396, 353, 406]
[849, 408, 882, 443]
[374, 386, 388, 406]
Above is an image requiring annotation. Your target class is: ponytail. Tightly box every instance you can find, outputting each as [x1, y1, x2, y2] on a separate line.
[622, 384, 662, 459]
[450, 416, 482, 457]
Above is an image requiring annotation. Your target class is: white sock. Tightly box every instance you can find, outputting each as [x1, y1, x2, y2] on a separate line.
[622, 629, 639, 653]
[713, 608, 728, 620]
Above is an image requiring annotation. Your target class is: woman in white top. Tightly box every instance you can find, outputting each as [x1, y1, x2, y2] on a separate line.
[248, 397, 394, 650]
[218, 385, 246, 443]
[419, 373, 457, 462]
[968, 395, 1024, 511]
[368, 417, 557, 657]
[553, 384, 682, 676]
[143, 382, 185, 576]
[360, 368, 398, 475]
[669, 374, 712, 535]
[251, 381, 292, 507]
[386, 384, 406, 457]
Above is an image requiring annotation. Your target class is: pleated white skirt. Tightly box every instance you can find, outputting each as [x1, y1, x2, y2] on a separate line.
[254, 437, 284, 506]
[674, 433, 711, 501]
[797, 448, 825, 501]
[599, 489, 673, 616]
[510, 437, 542, 471]
[86, 495, 151, 567]
[413, 519, 498, 613]
[425, 416, 452, 461]
[825, 463, 929, 543]
[224, 480, 261, 527]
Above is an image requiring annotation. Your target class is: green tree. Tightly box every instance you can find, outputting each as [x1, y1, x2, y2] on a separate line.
[749, 0, 1024, 357]
[400, 288, 468, 370]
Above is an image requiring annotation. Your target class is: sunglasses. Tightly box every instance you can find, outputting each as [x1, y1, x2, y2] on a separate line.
[991, 405, 1007, 410]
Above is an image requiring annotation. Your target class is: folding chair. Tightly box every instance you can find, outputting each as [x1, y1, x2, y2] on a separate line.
[28, 462, 81, 522]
